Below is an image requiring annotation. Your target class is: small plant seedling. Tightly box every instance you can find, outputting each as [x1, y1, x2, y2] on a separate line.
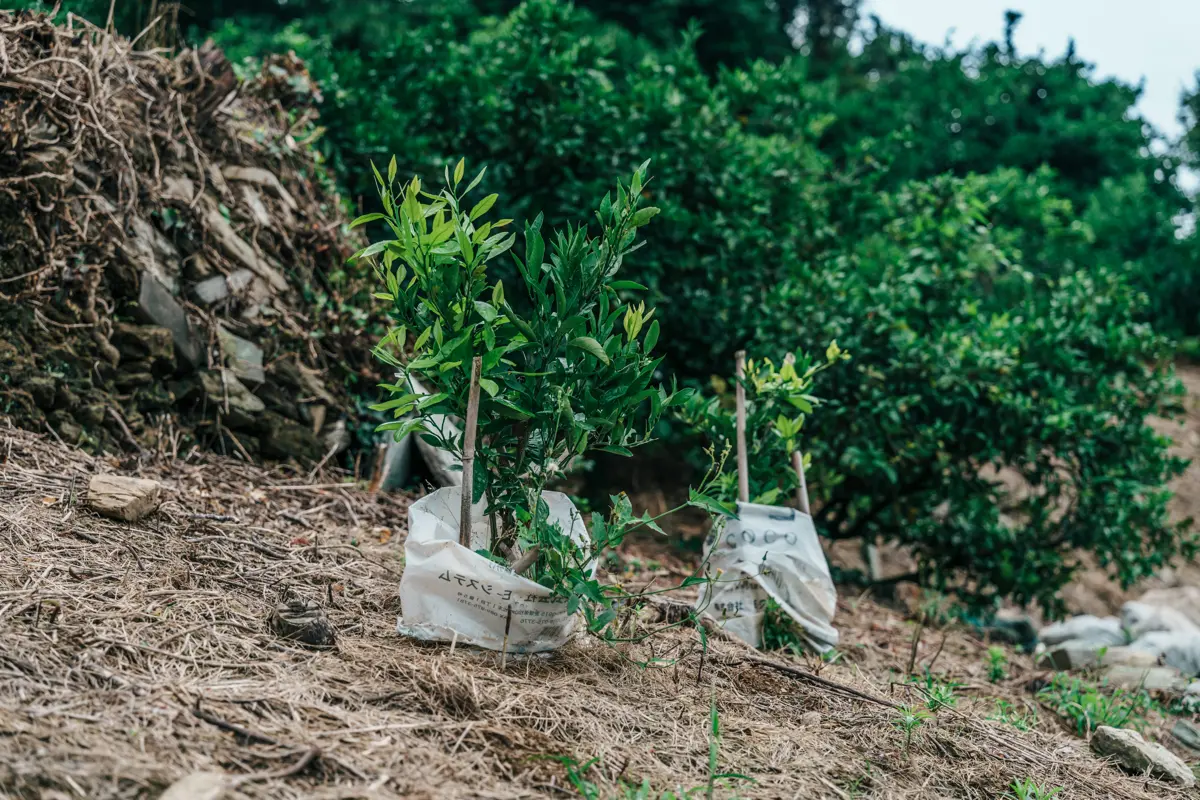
[677, 349, 847, 507]
[361, 159, 724, 637]
[907, 669, 961, 713]
[989, 699, 1038, 731]
[986, 645, 1009, 682]
[1036, 673, 1157, 737]
[1006, 777, 1063, 800]
[923, 681, 957, 713]
[892, 705, 930, 757]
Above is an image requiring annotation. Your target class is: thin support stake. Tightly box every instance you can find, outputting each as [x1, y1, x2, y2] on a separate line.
[734, 350, 749, 504]
[792, 450, 810, 515]
[500, 605, 513, 670]
[459, 356, 483, 548]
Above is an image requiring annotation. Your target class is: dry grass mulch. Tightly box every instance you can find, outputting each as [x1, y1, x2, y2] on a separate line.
[0, 421, 1191, 799]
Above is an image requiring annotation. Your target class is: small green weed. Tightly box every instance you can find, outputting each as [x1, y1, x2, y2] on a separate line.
[553, 699, 751, 799]
[1006, 777, 1063, 799]
[906, 670, 962, 713]
[762, 597, 808, 656]
[989, 700, 1038, 731]
[986, 646, 1009, 682]
[892, 705, 930, 756]
[1036, 673, 1156, 737]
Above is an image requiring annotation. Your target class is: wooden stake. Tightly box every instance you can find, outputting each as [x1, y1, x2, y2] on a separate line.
[792, 449, 810, 516]
[500, 605, 513, 670]
[734, 350, 749, 504]
[459, 356, 483, 548]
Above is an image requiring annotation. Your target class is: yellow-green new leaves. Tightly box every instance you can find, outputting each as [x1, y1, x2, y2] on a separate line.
[622, 301, 655, 344]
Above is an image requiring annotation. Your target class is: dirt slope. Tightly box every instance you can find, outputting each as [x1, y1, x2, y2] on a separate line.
[0, 422, 1190, 800]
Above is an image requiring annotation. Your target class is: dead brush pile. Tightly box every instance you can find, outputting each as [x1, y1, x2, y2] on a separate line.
[0, 422, 1188, 800]
[0, 10, 377, 464]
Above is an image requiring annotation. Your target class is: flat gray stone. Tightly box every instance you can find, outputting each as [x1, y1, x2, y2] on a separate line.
[1122, 600, 1200, 639]
[197, 370, 265, 427]
[217, 327, 264, 384]
[1140, 586, 1200, 628]
[1040, 615, 1125, 648]
[158, 771, 226, 800]
[1128, 631, 1200, 677]
[1091, 725, 1195, 786]
[87, 474, 161, 522]
[1037, 643, 1158, 671]
[192, 268, 256, 305]
[1173, 719, 1200, 752]
[137, 273, 200, 365]
[1102, 665, 1189, 693]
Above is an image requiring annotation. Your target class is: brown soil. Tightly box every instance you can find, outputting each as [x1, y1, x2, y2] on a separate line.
[0, 422, 1193, 799]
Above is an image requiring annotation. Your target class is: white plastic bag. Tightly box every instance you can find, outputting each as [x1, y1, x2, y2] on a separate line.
[698, 501, 838, 652]
[397, 486, 593, 652]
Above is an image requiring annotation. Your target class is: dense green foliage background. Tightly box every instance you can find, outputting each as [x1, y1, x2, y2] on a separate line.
[22, 0, 1200, 612]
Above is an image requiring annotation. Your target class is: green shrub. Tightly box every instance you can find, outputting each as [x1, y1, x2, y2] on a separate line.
[362, 159, 711, 636]
[758, 172, 1192, 613]
[676, 348, 845, 507]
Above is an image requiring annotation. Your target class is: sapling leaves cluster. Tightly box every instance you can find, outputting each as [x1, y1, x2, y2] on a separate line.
[358, 158, 716, 637]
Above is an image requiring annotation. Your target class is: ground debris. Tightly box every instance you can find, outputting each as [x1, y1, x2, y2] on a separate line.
[0, 423, 1187, 800]
[0, 9, 377, 465]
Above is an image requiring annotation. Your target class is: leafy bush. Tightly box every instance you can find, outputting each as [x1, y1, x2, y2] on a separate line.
[759, 172, 1192, 613]
[677, 348, 845, 507]
[363, 159, 707, 634]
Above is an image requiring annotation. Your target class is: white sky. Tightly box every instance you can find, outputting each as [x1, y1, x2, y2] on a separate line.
[862, 0, 1200, 142]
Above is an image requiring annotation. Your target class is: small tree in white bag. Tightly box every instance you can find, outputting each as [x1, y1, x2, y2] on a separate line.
[678, 347, 848, 652]
[354, 159, 711, 649]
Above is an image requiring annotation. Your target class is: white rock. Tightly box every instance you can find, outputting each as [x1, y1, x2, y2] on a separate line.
[1128, 630, 1200, 676]
[1036, 643, 1157, 671]
[1090, 725, 1195, 787]
[1140, 586, 1200, 628]
[1121, 601, 1200, 639]
[1039, 615, 1125, 647]
[87, 474, 162, 522]
[1103, 664, 1190, 693]
[158, 772, 226, 800]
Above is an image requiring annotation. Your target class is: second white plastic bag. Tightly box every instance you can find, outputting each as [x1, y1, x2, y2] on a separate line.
[698, 501, 838, 652]
[397, 486, 593, 653]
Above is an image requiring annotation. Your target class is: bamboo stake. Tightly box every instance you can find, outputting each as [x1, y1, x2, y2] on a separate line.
[734, 350, 749, 504]
[459, 356, 483, 547]
[792, 450, 810, 515]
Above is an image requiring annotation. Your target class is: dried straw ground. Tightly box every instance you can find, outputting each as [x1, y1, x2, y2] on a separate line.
[0, 422, 1192, 799]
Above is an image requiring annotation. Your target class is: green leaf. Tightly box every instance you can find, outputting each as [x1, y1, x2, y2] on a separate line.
[688, 489, 736, 519]
[469, 193, 498, 221]
[464, 165, 487, 194]
[348, 240, 391, 262]
[472, 460, 487, 503]
[491, 397, 535, 419]
[473, 301, 498, 322]
[568, 336, 610, 364]
[628, 206, 660, 228]
[350, 212, 387, 229]
[596, 445, 633, 457]
[478, 377, 500, 397]
[453, 157, 465, 186]
[387, 155, 397, 184]
[643, 320, 660, 352]
[608, 280, 648, 291]
[372, 292, 395, 302]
